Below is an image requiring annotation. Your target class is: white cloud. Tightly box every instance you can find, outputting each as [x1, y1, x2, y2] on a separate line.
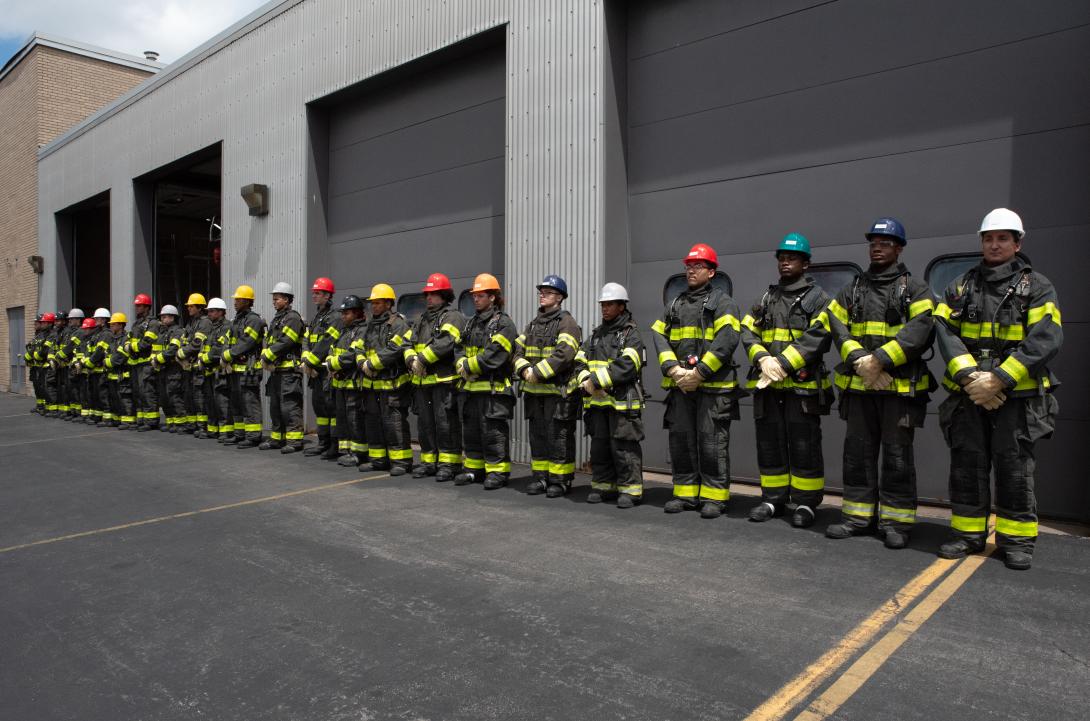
[0, 0, 273, 63]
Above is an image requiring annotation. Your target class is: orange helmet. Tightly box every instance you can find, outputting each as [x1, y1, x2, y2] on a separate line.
[471, 273, 501, 292]
[423, 273, 452, 292]
[684, 243, 718, 268]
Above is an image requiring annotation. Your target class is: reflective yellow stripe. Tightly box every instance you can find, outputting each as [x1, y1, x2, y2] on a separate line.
[621, 347, 641, 369]
[850, 321, 903, 337]
[557, 333, 578, 349]
[389, 448, 414, 460]
[933, 303, 960, 328]
[760, 473, 790, 488]
[958, 323, 1024, 341]
[842, 500, 875, 518]
[531, 459, 549, 471]
[658, 350, 678, 366]
[840, 339, 865, 361]
[995, 517, 1037, 537]
[549, 462, 575, 475]
[998, 355, 1029, 385]
[486, 461, 511, 473]
[951, 514, 987, 533]
[835, 373, 930, 394]
[244, 326, 260, 341]
[699, 485, 730, 502]
[947, 354, 976, 377]
[827, 300, 849, 324]
[595, 367, 611, 388]
[908, 298, 934, 318]
[782, 345, 805, 370]
[534, 359, 555, 379]
[747, 343, 768, 362]
[467, 356, 481, 376]
[438, 452, 462, 464]
[672, 484, 699, 498]
[700, 351, 722, 372]
[421, 346, 439, 364]
[491, 334, 512, 352]
[790, 475, 824, 491]
[759, 328, 799, 343]
[282, 325, 300, 342]
[713, 314, 741, 333]
[651, 319, 668, 335]
[1026, 302, 1061, 326]
[879, 504, 916, 523]
[463, 457, 486, 470]
[439, 323, 462, 342]
[879, 340, 906, 367]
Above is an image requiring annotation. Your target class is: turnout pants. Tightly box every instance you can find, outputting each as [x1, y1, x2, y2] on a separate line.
[228, 372, 263, 441]
[939, 393, 1057, 555]
[524, 394, 578, 488]
[461, 393, 513, 482]
[44, 366, 59, 412]
[334, 385, 367, 460]
[267, 371, 304, 446]
[310, 373, 336, 450]
[586, 407, 644, 497]
[189, 372, 209, 432]
[664, 389, 735, 506]
[32, 366, 46, 411]
[413, 383, 462, 474]
[132, 363, 160, 427]
[754, 390, 825, 509]
[839, 392, 926, 533]
[112, 373, 135, 425]
[161, 369, 187, 428]
[363, 387, 413, 470]
[213, 377, 233, 438]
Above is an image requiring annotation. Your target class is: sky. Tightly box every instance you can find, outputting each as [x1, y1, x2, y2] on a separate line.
[0, 0, 272, 67]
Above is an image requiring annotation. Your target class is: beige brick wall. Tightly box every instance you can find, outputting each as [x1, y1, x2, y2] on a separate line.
[0, 45, 152, 393]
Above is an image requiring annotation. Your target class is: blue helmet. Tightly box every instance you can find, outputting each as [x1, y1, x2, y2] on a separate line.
[865, 217, 907, 245]
[537, 274, 568, 298]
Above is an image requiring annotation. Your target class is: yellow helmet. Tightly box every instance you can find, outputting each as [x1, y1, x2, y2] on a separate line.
[186, 292, 207, 306]
[368, 283, 396, 301]
[232, 285, 255, 300]
[109, 312, 128, 324]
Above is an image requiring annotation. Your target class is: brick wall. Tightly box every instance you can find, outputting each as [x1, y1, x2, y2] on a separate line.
[0, 45, 153, 393]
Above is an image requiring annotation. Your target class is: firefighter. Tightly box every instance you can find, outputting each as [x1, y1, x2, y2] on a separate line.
[178, 293, 211, 436]
[200, 298, 234, 442]
[353, 284, 413, 474]
[513, 275, 582, 498]
[324, 295, 368, 466]
[741, 234, 834, 528]
[49, 310, 75, 418]
[85, 308, 112, 425]
[405, 273, 466, 481]
[43, 311, 66, 416]
[53, 308, 83, 419]
[261, 282, 306, 453]
[151, 305, 186, 431]
[574, 282, 646, 508]
[215, 285, 267, 447]
[127, 293, 163, 431]
[651, 243, 743, 519]
[454, 273, 518, 489]
[25, 313, 49, 414]
[99, 313, 133, 428]
[819, 218, 936, 549]
[301, 277, 341, 458]
[70, 317, 94, 422]
[934, 209, 1062, 571]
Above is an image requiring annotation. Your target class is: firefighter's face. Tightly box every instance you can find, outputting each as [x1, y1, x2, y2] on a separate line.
[472, 291, 494, 313]
[313, 290, 331, 307]
[867, 236, 903, 266]
[600, 301, 624, 323]
[685, 261, 715, 289]
[538, 287, 563, 311]
[777, 251, 809, 280]
[980, 230, 1020, 266]
[110, 322, 125, 334]
[135, 304, 149, 318]
[424, 292, 444, 310]
[208, 309, 225, 321]
[272, 294, 291, 312]
[370, 299, 391, 316]
[186, 304, 201, 317]
[160, 314, 175, 327]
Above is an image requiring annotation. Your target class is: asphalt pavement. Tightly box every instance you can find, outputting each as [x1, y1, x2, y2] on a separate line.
[1, 392, 1087, 721]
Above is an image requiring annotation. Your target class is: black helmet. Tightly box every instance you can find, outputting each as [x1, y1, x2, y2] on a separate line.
[338, 294, 364, 311]
[35, 313, 44, 321]
[55, 311, 67, 321]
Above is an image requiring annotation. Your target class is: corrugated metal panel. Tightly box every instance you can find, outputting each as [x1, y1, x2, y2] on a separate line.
[38, 0, 608, 465]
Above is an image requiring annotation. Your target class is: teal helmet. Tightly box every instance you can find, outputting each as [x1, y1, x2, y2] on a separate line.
[776, 233, 811, 258]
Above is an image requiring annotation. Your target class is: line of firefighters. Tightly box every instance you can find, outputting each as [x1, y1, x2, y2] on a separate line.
[23, 208, 1061, 570]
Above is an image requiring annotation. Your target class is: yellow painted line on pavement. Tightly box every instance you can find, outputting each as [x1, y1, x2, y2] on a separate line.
[0, 431, 108, 448]
[791, 536, 996, 721]
[742, 556, 957, 721]
[0, 474, 389, 554]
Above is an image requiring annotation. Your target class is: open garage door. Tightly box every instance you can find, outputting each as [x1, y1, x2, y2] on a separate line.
[622, 0, 1090, 519]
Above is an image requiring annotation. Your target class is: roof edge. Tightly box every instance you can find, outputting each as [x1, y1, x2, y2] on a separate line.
[0, 31, 164, 85]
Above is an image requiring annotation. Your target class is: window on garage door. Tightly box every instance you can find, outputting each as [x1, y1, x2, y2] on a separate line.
[662, 271, 732, 305]
[926, 253, 995, 297]
[398, 293, 426, 324]
[808, 262, 862, 297]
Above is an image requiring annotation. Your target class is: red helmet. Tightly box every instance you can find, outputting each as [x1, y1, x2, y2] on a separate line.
[81, 318, 96, 329]
[422, 273, 452, 292]
[133, 293, 152, 306]
[41, 312, 56, 323]
[684, 243, 718, 268]
[311, 277, 335, 293]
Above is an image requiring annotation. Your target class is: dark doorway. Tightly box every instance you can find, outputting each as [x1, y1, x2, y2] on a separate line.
[55, 190, 110, 312]
[135, 144, 222, 309]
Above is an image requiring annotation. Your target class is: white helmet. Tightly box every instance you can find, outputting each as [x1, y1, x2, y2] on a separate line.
[598, 282, 629, 303]
[206, 297, 228, 311]
[979, 208, 1024, 239]
[159, 304, 180, 316]
[68, 308, 85, 319]
[93, 307, 111, 319]
[271, 282, 294, 296]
